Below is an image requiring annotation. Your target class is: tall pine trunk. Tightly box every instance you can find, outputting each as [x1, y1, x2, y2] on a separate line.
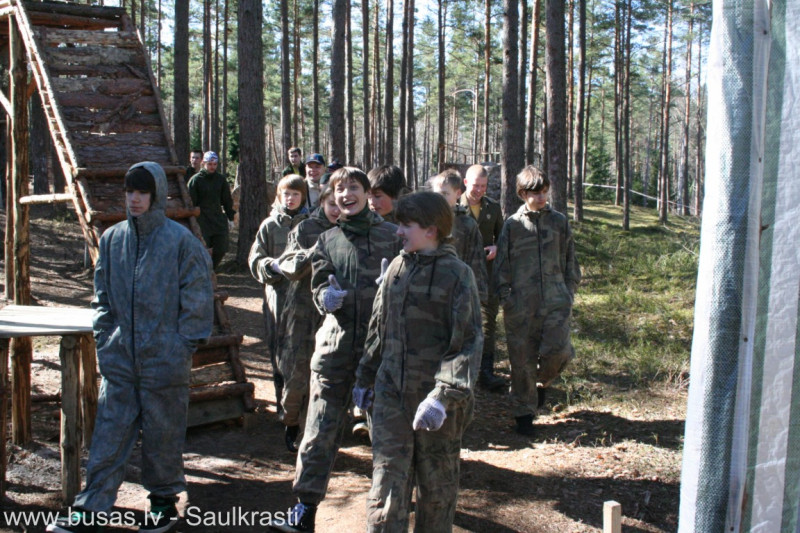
[658, 0, 673, 223]
[525, 0, 541, 164]
[502, 0, 524, 216]
[173, 0, 189, 160]
[573, 0, 586, 222]
[236, 0, 266, 265]
[329, 0, 347, 162]
[384, 0, 394, 164]
[280, 0, 292, 156]
[546, 0, 568, 213]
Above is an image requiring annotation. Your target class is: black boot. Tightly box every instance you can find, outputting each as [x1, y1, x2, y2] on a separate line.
[537, 386, 547, 408]
[478, 353, 506, 392]
[515, 414, 536, 436]
[285, 425, 299, 453]
[272, 502, 316, 532]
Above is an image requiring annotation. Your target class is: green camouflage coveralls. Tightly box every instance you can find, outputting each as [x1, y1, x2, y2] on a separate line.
[248, 207, 308, 408]
[457, 193, 504, 369]
[355, 244, 483, 532]
[493, 204, 581, 418]
[274, 207, 335, 426]
[293, 210, 400, 504]
[451, 205, 489, 304]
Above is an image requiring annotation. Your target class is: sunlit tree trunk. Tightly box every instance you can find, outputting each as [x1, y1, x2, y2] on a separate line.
[525, 0, 541, 165]
[503, 0, 524, 216]
[546, 0, 568, 213]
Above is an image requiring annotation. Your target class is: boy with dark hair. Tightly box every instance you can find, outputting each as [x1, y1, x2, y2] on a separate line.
[185, 150, 203, 183]
[274, 167, 400, 532]
[354, 191, 483, 531]
[283, 147, 306, 177]
[493, 165, 581, 436]
[47, 162, 214, 533]
[367, 165, 407, 224]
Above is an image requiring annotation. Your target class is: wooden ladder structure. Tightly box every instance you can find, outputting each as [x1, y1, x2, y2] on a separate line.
[0, 0, 254, 427]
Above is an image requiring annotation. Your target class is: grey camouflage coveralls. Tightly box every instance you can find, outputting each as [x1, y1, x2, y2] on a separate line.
[292, 210, 400, 504]
[356, 244, 483, 532]
[274, 208, 335, 426]
[493, 204, 580, 418]
[74, 162, 214, 512]
[248, 206, 308, 405]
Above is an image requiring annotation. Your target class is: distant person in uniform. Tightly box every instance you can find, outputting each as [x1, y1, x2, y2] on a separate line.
[458, 164, 506, 391]
[304, 153, 326, 209]
[187, 151, 236, 270]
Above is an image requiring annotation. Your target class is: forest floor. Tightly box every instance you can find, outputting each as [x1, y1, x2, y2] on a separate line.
[0, 203, 688, 532]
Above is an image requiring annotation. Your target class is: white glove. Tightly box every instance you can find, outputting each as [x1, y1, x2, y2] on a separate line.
[270, 261, 282, 274]
[412, 398, 447, 431]
[352, 386, 374, 410]
[375, 257, 389, 286]
[322, 274, 347, 312]
[228, 220, 235, 230]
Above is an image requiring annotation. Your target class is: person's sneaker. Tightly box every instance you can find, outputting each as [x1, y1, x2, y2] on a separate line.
[138, 495, 179, 533]
[46, 509, 104, 533]
[478, 370, 507, 392]
[352, 421, 370, 440]
[271, 502, 317, 532]
[515, 414, 536, 436]
[285, 424, 300, 453]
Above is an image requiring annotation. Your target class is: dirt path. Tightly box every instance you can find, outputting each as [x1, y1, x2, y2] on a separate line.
[0, 207, 685, 532]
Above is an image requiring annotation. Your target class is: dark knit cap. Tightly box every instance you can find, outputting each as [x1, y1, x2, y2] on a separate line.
[124, 166, 157, 200]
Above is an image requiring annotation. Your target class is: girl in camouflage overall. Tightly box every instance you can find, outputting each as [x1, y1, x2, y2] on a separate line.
[248, 174, 309, 418]
[354, 191, 483, 533]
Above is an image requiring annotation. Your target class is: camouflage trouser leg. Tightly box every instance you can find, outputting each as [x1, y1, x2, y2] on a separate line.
[367, 390, 464, 533]
[278, 343, 311, 427]
[204, 232, 229, 270]
[292, 370, 354, 503]
[503, 303, 542, 418]
[480, 292, 499, 361]
[536, 307, 574, 387]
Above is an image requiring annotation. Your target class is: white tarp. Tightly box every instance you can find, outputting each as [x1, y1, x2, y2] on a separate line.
[679, 0, 800, 531]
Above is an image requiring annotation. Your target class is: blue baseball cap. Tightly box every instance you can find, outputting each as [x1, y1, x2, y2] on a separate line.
[305, 153, 325, 166]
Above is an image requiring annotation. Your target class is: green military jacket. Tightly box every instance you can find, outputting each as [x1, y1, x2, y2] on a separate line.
[310, 210, 400, 378]
[457, 192, 504, 249]
[356, 244, 483, 421]
[493, 204, 581, 312]
[187, 169, 236, 237]
[451, 205, 489, 304]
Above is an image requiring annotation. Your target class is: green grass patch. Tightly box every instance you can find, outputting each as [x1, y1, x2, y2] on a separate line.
[497, 200, 699, 401]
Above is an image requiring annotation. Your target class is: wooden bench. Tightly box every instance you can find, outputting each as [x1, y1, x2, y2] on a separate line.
[0, 304, 97, 503]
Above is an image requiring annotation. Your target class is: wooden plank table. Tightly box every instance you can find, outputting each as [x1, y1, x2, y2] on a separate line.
[0, 304, 97, 503]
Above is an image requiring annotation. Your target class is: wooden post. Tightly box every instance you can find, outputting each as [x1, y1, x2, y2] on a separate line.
[80, 334, 98, 448]
[59, 334, 82, 504]
[0, 338, 10, 498]
[603, 500, 622, 533]
[10, 14, 33, 445]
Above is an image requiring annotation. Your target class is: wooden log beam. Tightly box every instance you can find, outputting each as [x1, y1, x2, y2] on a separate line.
[35, 28, 139, 47]
[44, 46, 141, 67]
[51, 77, 152, 97]
[189, 382, 255, 403]
[10, 14, 33, 445]
[26, 11, 120, 30]
[59, 334, 82, 505]
[80, 335, 97, 449]
[87, 206, 200, 223]
[190, 362, 235, 387]
[23, 1, 126, 19]
[18, 192, 74, 205]
[0, 338, 9, 498]
[76, 165, 187, 179]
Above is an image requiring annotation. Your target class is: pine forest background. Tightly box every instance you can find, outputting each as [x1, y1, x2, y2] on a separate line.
[29, 0, 711, 265]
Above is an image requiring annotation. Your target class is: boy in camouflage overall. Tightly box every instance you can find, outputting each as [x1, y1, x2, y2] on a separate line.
[428, 169, 489, 304]
[274, 186, 340, 452]
[248, 175, 309, 419]
[493, 166, 581, 436]
[275, 168, 400, 532]
[353, 191, 483, 532]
